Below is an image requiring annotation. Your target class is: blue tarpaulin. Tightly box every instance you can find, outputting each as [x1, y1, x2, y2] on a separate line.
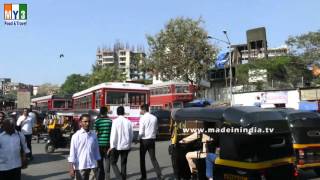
[299, 101, 318, 111]
[185, 99, 213, 107]
[215, 52, 229, 69]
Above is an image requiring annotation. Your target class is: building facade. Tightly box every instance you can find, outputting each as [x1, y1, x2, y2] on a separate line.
[96, 47, 147, 81]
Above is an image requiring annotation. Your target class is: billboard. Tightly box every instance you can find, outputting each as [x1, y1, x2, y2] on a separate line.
[248, 69, 267, 83]
[17, 90, 31, 109]
[261, 91, 288, 104]
[300, 89, 320, 100]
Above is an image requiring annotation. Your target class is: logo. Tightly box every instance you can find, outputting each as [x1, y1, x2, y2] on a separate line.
[4, 3, 27, 26]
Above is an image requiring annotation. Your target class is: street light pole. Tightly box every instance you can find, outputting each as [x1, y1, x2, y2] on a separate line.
[208, 32, 233, 105]
[223, 31, 233, 106]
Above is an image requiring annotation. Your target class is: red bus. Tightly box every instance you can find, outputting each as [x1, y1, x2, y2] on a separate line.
[31, 95, 72, 112]
[72, 82, 150, 131]
[148, 81, 194, 111]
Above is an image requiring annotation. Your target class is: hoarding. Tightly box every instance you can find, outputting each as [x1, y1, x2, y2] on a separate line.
[17, 90, 30, 109]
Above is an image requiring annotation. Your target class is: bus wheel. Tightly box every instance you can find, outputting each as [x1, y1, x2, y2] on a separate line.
[314, 168, 320, 176]
[45, 144, 55, 153]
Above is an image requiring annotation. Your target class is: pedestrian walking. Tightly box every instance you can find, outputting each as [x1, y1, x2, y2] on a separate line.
[68, 114, 101, 180]
[0, 119, 29, 180]
[137, 104, 163, 180]
[108, 106, 133, 180]
[16, 108, 34, 160]
[95, 107, 112, 180]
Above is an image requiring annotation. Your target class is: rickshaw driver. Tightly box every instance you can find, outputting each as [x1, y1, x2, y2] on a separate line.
[179, 132, 214, 178]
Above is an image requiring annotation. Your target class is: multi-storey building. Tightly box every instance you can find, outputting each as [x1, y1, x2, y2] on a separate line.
[232, 44, 289, 65]
[96, 47, 147, 81]
[0, 78, 11, 95]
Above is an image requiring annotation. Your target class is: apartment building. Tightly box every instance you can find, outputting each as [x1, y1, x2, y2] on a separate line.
[96, 47, 146, 81]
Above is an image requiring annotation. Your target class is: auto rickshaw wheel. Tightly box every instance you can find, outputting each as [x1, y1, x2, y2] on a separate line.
[314, 168, 320, 176]
[45, 144, 55, 153]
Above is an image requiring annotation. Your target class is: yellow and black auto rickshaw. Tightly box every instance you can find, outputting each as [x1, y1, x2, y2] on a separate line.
[45, 111, 74, 153]
[214, 106, 297, 180]
[277, 109, 320, 176]
[169, 107, 225, 179]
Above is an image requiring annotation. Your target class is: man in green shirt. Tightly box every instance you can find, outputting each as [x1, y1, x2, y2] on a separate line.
[95, 106, 112, 180]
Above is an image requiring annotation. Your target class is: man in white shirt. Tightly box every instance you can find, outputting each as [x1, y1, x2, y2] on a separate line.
[16, 108, 33, 160]
[137, 104, 163, 180]
[68, 114, 101, 180]
[28, 109, 36, 128]
[0, 119, 30, 180]
[108, 106, 133, 180]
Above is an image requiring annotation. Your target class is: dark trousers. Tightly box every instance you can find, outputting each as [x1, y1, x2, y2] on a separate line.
[97, 147, 111, 180]
[110, 149, 130, 180]
[75, 168, 97, 180]
[140, 139, 162, 179]
[0, 167, 21, 180]
[25, 134, 32, 158]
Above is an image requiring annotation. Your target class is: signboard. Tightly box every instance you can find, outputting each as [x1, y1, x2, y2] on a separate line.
[262, 91, 288, 104]
[300, 89, 320, 101]
[248, 69, 267, 83]
[299, 101, 318, 111]
[17, 90, 30, 109]
[107, 105, 141, 131]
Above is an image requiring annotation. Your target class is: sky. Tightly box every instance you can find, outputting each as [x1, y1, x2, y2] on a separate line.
[0, 0, 319, 85]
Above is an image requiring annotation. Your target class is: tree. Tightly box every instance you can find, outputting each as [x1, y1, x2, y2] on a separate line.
[87, 65, 126, 86]
[286, 30, 320, 64]
[60, 74, 89, 95]
[131, 52, 151, 80]
[236, 56, 312, 88]
[147, 17, 218, 85]
[3, 90, 17, 100]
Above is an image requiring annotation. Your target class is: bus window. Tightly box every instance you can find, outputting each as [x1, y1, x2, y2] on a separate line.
[128, 92, 146, 105]
[95, 91, 101, 108]
[173, 102, 183, 108]
[53, 100, 66, 109]
[107, 92, 126, 105]
[176, 85, 189, 93]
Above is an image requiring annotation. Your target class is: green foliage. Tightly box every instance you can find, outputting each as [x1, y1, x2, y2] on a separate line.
[87, 65, 126, 86]
[60, 74, 89, 95]
[130, 52, 150, 80]
[255, 81, 264, 91]
[286, 30, 320, 64]
[4, 90, 17, 100]
[236, 56, 312, 87]
[147, 17, 218, 84]
[60, 65, 126, 95]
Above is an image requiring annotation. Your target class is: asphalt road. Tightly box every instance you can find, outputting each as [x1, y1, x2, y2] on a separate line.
[21, 139, 174, 180]
[21, 139, 320, 180]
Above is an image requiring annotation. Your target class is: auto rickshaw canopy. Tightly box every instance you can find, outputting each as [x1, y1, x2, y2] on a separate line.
[223, 106, 290, 133]
[171, 107, 226, 123]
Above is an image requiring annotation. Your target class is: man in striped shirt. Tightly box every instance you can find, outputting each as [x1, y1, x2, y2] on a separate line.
[95, 107, 112, 180]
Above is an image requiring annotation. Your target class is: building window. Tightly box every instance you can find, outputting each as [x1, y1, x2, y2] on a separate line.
[120, 51, 126, 56]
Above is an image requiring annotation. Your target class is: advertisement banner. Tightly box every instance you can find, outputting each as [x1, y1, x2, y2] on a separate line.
[262, 91, 288, 104]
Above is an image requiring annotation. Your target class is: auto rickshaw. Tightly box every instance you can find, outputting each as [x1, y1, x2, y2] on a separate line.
[151, 109, 171, 140]
[276, 109, 320, 176]
[169, 107, 226, 179]
[214, 106, 297, 180]
[45, 112, 73, 153]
